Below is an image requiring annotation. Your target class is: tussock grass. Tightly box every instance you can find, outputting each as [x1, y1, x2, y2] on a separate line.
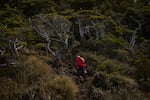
[1, 55, 78, 100]
[12, 55, 53, 85]
[47, 75, 78, 100]
[0, 77, 21, 100]
[26, 55, 52, 76]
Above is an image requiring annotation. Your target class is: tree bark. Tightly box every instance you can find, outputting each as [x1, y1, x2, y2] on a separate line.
[130, 17, 142, 47]
[77, 19, 85, 42]
[0, 46, 5, 55]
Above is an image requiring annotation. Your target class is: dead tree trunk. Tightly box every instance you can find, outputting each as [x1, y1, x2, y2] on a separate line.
[130, 17, 142, 47]
[9, 39, 23, 58]
[29, 14, 71, 67]
[0, 46, 5, 55]
[0, 39, 23, 67]
[76, 19, 85, 42]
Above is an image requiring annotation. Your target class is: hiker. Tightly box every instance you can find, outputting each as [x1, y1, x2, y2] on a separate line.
[76, 55, 87, 78]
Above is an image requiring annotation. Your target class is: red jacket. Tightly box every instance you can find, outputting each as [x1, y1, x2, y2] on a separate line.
[76, 56, 86, 68]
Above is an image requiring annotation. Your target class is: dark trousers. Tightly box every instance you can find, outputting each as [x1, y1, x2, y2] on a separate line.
[77, 66, 86, 78]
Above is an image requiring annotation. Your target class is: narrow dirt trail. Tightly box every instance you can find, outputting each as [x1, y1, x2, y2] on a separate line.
[61, 60, 95, 100]
[60, 54, 101, 99]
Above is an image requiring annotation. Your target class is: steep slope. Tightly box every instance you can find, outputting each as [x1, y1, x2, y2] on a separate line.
[0, 0, 150, 100]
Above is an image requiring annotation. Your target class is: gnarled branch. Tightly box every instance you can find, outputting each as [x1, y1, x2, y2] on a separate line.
[29, 14, 71, 67]
[13, 38, 24, 55]
[130, 16, 142, 47]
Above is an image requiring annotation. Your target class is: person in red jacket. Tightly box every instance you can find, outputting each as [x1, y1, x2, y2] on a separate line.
[76, 55, 87, 78]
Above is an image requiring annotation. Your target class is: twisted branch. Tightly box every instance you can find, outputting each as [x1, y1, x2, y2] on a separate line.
[130, 16, 142, 47]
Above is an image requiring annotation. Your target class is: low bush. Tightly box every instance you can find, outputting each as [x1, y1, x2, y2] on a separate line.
[10, 55, 53, 85]
[83, 37, 125, 58]
[47, 76, 78, 100]
[91, 72, 140, 100]
[135, 57, 150, 92]
[0, 77, 21, 100]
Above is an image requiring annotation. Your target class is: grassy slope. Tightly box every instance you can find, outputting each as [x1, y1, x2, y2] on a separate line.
[0, 0, 150, 100]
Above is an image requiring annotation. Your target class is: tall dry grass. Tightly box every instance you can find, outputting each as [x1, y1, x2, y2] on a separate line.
[2, 55, 78, 100]
[46, 75, 78, 100]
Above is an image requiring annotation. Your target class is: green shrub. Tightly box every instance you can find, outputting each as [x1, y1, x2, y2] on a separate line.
[102, 59, 123, 73]
[135, 57, 150, 92]
[83, 37, 125, 58]
[112, 49, 131, 62]
[91, 72, 140, 100]
[90, 87, 112, 100]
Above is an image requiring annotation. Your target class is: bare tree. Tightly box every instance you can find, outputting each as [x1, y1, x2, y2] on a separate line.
[0, 38, 23, 67]
[76, 18, 105, 41]
[29, 14, 71, 65]
[91, 21, 105, 39]
[13, 38, 24, 56]
[76, 18, 86, 42]
[0, 24, 23, 67]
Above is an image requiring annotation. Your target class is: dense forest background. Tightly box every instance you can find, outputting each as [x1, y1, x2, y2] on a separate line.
[0, 0, 150, 100]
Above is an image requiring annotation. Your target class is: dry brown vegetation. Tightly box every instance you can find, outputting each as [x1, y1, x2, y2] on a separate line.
[0, 0, 150, 100]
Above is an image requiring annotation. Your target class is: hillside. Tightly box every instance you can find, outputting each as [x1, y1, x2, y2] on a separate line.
[0, 0, 150, 100]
